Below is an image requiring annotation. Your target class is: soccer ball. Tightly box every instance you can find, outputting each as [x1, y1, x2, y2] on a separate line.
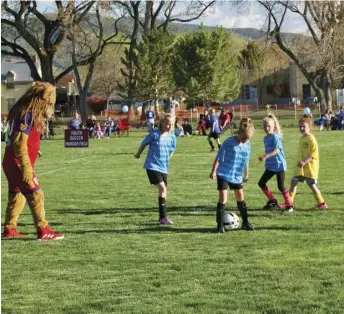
[223, 212, 240, 231]
[122, 105, 129, 113]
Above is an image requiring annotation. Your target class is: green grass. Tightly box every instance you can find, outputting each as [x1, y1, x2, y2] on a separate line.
[2, 123, 344, 314]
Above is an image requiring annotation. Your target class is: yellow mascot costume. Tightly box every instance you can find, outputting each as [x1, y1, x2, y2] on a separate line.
[2, 82, 64, 240]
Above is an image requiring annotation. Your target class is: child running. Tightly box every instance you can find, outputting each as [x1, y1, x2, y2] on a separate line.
[281, 115, 327, 210]
[258, 114, 293, 211]
[134, 114, 177, 224]
[207, 108, 221, 152]
[210, 117, 255, 233]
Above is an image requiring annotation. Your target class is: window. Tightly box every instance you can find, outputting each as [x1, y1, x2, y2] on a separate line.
[302, 84, 311, 99]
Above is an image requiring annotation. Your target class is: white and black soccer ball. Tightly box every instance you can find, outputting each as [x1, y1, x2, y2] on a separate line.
[223, 212, 240, 231]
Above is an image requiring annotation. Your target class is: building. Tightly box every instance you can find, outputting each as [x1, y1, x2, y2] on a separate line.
[1, 57, 42, 115]
[1, 57, 78, 116]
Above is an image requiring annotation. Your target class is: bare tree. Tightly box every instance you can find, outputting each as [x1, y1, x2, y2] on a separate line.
[1, 0, 96, 84]
[258, 0, 344, 111]
[70, 2, 127, 118]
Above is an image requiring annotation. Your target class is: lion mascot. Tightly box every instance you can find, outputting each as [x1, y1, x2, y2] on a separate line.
[2, 82, 64, 240]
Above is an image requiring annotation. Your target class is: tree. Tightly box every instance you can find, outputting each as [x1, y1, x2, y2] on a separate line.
[1, 0, 96, 84]
[135, 28, 175, 108]
[70, 3, 126, 118]
[258, 0, 344, 111]
[114, 1, 215, 108]
[172, 26, 241, 103]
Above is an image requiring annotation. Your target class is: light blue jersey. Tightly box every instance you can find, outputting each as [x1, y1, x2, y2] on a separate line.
[216, 136, 251, 184]
[210, 115, 221, 134]
[141, 130, 176, 174]
[264, 133, 287, 172]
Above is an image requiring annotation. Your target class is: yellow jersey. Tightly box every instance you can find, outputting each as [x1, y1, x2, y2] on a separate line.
[294, 134, 319, 179]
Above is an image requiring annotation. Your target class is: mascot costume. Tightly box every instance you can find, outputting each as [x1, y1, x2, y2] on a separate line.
[2, 82, 64, 240]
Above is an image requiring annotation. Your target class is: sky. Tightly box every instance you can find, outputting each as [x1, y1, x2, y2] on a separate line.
[185, 1, 309, 34]
[35, 0, 309, 34]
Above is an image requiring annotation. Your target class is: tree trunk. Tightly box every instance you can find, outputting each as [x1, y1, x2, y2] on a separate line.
[79, 90, 88, 122]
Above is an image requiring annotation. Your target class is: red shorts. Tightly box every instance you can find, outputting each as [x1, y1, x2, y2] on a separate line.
[2, 162, 40, 194]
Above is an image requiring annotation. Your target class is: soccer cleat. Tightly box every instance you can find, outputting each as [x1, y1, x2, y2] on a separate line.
[209, 148, 216, 152]
[279, 203, 294, 212]
[37, 226, 64, 241]
[263, 199, 278, 210]
[313, 203, 328, 210]
[159, 216, 173, 225]
[241, 221, 255, 231]
[217, 224, 225, 233]
[2, 227, 28, 239]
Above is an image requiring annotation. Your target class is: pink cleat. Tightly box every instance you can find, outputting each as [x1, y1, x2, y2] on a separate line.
[313, 203, 328, 210]
[159, 216, 173, 225]
[279, 203, 294, 212]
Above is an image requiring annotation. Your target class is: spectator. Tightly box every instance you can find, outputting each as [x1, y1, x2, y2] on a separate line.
[182, 119, 192, 136]
[338, 106, 344, 130]
[86, 116, 96, 138]
[69, 112, 82, 130]
[1, 117, 9, 142]
[104, 116, 114, 138]
[145, 105, 155, 132]
[174, 121, 184, 137]
[219, 109, 230, 133]
[94, 122, 104, 139]
[196, 114, 207, 136]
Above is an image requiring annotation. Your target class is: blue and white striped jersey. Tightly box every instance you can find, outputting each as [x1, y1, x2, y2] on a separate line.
[216, 136, 251, 184]
[141, 130, 177, 174]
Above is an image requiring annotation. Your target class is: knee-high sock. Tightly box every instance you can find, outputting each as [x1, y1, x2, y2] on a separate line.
[313, 191, 325, 204]
[4, 192, 27, 229]
[237, 200, 248, 223]
[208, 139, 215, 149]
[282, 189, 293, 206]
[261, 186, 275, 201]
[289, 191, 296, 203]
[25, 190, 48, 229]
[158, 197, 167, 219]
[216, 203, 225, 226]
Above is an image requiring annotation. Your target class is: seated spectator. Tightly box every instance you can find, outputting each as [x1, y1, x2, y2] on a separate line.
[182, 119, 192, 136]
[175, 121, 184, 137]
[69, 112, 82, 130]
[94, 122, 104, 139]
[86, 116, 96, 138]
[196, 114, 207, 136]
[1, 117, 9, 142]
[104, 116, 114, 138]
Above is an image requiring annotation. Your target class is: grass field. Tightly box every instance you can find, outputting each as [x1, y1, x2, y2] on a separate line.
[1, 122, 344, 314]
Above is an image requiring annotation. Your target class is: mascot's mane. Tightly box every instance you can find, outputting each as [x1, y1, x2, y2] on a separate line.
[7, 81, 56, 133]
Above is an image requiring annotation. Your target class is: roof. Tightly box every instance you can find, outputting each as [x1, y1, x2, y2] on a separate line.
[1, 60, 41, 82]
[56, 75, 75, 88]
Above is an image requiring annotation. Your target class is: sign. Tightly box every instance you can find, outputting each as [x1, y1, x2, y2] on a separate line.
[65, 129, 89, 148]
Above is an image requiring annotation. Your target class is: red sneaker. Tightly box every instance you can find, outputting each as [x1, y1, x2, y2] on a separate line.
[313, 203, 328, 210]
[2, 227, 28, 239]
[37, 226, 64, 241]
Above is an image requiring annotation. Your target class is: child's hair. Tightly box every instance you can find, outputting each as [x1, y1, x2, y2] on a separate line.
[238, 117, 254, 141]
[208, 108, 215, 115]
[159, 113, 173, 130]
[263, 113, 283, 139]
[299, 114, 313, 127]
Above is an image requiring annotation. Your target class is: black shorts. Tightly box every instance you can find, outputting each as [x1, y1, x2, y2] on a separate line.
[146, 169, 168, 186]
[209, 132, 220, 139]
[217, 177, 243, 190]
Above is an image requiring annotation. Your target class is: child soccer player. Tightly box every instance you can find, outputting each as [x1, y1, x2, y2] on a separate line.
[134, 114, 177, 224]
[207, 108, 221, 152]
[281, 115, 327, 210]
[258, 114, 293, 211]
[210, 117, 255, 233]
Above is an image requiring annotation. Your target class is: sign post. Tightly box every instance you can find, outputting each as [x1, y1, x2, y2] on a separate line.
[64, 129, 89, 148]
